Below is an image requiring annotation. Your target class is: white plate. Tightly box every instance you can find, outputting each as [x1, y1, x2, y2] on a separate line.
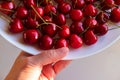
[0, 14, 120, 60]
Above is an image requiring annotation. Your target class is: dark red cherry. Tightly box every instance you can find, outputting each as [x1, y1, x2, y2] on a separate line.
[94, 23, 108, 36]
[58, 2, 71, 14]
[25, 17, 39, 29]
[16, 6, 28, 19]
[83, 4, 98, 17]
[96, 12, 109, 24]
[58, 25, 70, 38]
[83, 30, 98, 45]
[24, 0, 36, 8]
[110, 8, 120, 22]
[69, 34, 83, 49]
[70, 21, 84, 35]
[42, 16, 52, 22]
[114, 0, 120, 5]
[55, 38, 68, 49]
[84, 0, 96, 4]
[44, 4, 56, 15]
[39, 35, 53, 50]
[9, 18, 24, 33]
[23, 29, 40, 44]
[72, 0, 85, 9]
[56, 13, 66, 26]
[54, 0, 64, 3]
[83, 17, 98, 29]
[70, 9, 83, 21]
[102, 0, 115, 10]
[41, 23, 57, 37]
[0, 1, 14, 15]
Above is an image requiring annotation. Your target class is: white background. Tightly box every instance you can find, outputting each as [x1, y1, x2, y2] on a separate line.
[0, 35, 120, 80]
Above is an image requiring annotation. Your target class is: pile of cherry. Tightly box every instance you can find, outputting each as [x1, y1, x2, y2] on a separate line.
[0, 0, 120, 50]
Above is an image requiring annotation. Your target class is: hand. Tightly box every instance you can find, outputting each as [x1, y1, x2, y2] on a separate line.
[5, 47, 71, 80]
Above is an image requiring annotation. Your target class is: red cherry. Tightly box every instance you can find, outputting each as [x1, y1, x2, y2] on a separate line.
[70, 9, 83, 21]
[94, 23, 108, 36]
[83, 4, 98, 17]
[70, 21, 84, 35]
[54, 0, 64, 3]
[84, 0, 96, 4]
[83, 17, 98, 29]
[9, 18, 24, 33]
[42, 16, 52, 22]
[110, 8, 120, 22]
[16, 6, 28, 19]
[25, 17, 39, 29]
[58, 2, 71, 14]
[102, 0, 115, 10]
[24, 0, 36, 8]
[114, 0, 120, 5]
[23, 29, 40, 44]
[58, 25, 70, 38]
[83, 30, 98, 45]
[69, 34, 83, 49]
[96, 12, 109, 24]
[55, 38, 68, 49]
[41, 23, 57, 37]
[44, 4, 56, 15]
[0, 1, 14, 15]
[72, 0, 85, 9]
[39, 35, 53, 50]
[56, 13, 66, 26]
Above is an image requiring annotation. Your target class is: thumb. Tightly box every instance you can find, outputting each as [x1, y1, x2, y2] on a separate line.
[30, 47, 69, 66]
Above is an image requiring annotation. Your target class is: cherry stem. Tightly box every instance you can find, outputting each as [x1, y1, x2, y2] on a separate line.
[31, 5, 47, 24]
[0, 7, 14, 12]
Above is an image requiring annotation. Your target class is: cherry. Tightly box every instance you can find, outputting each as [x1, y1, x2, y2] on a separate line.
[54, 0, 64, 3]
[110, 8, 120, 22]
[44, 4, 56, 15]
[102, 0, 115, 10]
[114, 0, 120, 5]
[23, 29, 40, 44]
[30, 6, 44, 20]
[83, 17, 98, 29]
[72, 0, 85, 9]
[58, 2, 71, 14]
[41, 23, 57, 37]
[69, 34, 83, 49]
[96, 12, 109, 24]
[84, 0, 96, 4]
[24, 0, 36, 8]
[94, 23, 108, 36]
[83, 4, 98, 17]
[54, 38, 68, 49]
[42, 16, 52, 23]
[15, 6, 28, 19]
[70, 21, 84, 35]
[58, 25, 70, 38]
[39, 0, 50, 6]
[70, 9, 83, 21]
[56, 13, 66, 26]
[9, 18, 24, 33]
[83, 30, 98, 45]
[0, 1, 14, 15]
[25, 17, 39, 29]
[39, 35, 53, 50]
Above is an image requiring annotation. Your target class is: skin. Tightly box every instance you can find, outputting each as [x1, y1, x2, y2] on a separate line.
[5, 47, 71, 80]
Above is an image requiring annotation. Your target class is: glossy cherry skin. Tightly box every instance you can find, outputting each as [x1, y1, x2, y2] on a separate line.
[69, 34, 83, 49]
[39, 35, 53, 50]
[0, 1, 14, 15]
[58, 25, 70, 38]
[114, 0, 120, 5]
[72, 0, 85, 9]
[83, 30, 98, 45]
[16, 6, 28, 19]
[70, 9, 83, 21]
[84, 0, 95, 4]
[42, 16, 52, 22]
[56, 13, 66, 26]
[41, 23, 57, 37]
[58, 2, 71, 14]
[94, 23, 108, 36]
[44, 4, 56, 15]
[70, 21, 84, 35]
[83, 4, 98, 17]
[110, 8, 120, 22]
[30, 6, 44, 20]
[102, 0, 115, 10]
[83, 17, 98, 29]
[23, 29, 40, 44]
[54, 38, 68, 49]
[96, 12, 109, 24]
[9, 18, 24, 33]
[24, 0, 36, 8]
[25, 17, 39, 29]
